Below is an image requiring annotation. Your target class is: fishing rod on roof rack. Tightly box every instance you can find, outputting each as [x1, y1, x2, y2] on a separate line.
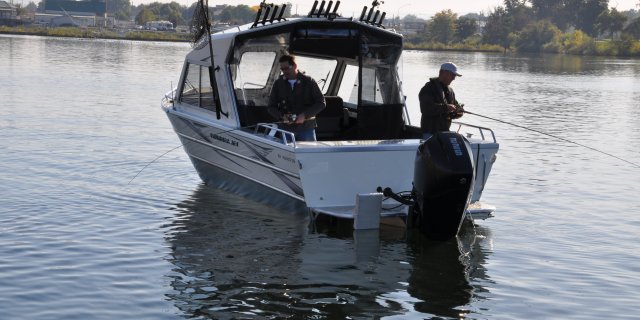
[307, 0, 341, 19]
[359, 0, 386, 27]
[251, 0, 288, 28]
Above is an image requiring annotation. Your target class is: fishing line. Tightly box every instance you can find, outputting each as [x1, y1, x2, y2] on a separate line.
[127, 121, 286, 185]
[464, 110, 640, 169]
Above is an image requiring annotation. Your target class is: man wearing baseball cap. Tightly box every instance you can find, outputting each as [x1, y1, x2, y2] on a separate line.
[418, 62, 465, 139]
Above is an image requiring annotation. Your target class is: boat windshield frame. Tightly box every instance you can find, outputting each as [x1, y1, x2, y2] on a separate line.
[229, 19, 405, 117]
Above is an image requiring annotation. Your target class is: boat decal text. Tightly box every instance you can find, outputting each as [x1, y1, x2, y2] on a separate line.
[210, 133, 239, 147]
[277, 154, 295, 164]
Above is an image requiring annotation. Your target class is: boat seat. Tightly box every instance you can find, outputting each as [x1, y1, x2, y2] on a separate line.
[316, 96, 347, 138]
[357, 103, 404, 140]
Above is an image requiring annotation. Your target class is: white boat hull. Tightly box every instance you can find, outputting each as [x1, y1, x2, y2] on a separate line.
[165, 106, 498, 220]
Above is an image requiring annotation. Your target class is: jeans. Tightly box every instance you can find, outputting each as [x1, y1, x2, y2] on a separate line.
[295, 128, 317, 142]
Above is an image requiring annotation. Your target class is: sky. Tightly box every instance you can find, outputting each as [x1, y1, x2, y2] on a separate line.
[131, 0, 639, 19]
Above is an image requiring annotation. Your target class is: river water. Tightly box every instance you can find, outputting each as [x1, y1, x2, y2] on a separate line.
[1, 34, 639, 319]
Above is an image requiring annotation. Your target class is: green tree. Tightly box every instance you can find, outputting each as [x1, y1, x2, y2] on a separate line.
[455, 16, 478, 41]
[219, 6, 233, 22]
[426, 9, 457, 44]
[25, 1, 37, 13]
[135, 2, 184, 26]
[529, 0, 564, 21]
[513, 20, 562, 52]
[562, 30, 595, 54]
[402, 14, 425, 23]
[597, 8, 628, 39]
[573, 0, 609, 36]
[529, 0, 609, 35]
[529, 0, 577, 30]
[624, 17, 640, 38]
[167, 9, 183, 27]
[218, 4, 255, 24]
[107, 0, 132, 21]
[135, 7, 157, 25]
[483, 7, 511, 48]
[504, 0, 535, 31]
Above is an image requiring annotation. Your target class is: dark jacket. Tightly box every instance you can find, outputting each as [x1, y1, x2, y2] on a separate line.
[267, 72, 326, 132]
[418, 77, 460, 134]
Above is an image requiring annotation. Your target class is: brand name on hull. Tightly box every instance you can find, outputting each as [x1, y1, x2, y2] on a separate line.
[211, 133, 239, 147]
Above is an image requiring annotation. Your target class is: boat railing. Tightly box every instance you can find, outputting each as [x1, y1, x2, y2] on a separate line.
[452, 122, 497, 143]
[254, 123, 296, 145]
[161, 88, 177, 108]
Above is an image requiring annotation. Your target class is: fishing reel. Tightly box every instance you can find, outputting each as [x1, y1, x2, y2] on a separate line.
[450, 103, 464, 119]
[278, 99, 297, 123]
[284, 113, 297, 123]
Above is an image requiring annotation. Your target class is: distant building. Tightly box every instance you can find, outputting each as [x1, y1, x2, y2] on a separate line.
[35, 0, 112, 27]
[145, 20, 174, 31]
[44, 0, 106, 16]
[0, 0, 17, 19]
[35, 12, 96, 27]
[402, 21, 426, 35]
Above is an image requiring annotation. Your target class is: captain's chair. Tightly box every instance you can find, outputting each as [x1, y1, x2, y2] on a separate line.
[315, 96, 347, 138]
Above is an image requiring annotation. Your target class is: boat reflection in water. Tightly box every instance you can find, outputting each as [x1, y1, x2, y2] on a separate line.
[165, 185, 491, 318]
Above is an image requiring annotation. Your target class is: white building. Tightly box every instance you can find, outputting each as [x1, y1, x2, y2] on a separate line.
[145, 20, 174, 31]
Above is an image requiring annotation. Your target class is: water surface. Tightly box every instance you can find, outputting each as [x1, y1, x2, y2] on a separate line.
[1, 35, 639, 319]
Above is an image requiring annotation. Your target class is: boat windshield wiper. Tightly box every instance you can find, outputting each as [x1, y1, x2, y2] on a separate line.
[318, 70, 330, 91]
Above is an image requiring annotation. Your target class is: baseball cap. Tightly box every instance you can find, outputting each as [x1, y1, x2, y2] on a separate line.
[440, 62, 462, 77]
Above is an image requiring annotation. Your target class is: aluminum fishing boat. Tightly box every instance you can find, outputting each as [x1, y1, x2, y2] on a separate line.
[161, 1, 499, 239]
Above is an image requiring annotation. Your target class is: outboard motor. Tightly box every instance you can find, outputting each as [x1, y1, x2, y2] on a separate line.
[411, 132, 475, 240]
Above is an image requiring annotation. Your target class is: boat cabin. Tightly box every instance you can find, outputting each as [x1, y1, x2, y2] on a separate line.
[176, 3, 421, 141]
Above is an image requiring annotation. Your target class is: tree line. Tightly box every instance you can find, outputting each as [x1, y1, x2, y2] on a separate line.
[405, 0, 640, 56]
[13, 0, 640, 56]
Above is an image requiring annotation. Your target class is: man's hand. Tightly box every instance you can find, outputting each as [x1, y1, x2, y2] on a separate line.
[294, 113, 306, 124]
[282, 113, 297, 123]
[451, 104, 464, 119]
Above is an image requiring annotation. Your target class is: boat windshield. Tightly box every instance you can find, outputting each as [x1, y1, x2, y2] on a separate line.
[230, 23, 405, 137]
[230, 27, 402, 104]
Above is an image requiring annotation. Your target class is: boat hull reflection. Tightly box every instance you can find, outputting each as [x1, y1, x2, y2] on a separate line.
[165, 185, 491, 318]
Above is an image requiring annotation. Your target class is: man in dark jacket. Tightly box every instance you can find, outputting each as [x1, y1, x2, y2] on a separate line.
[268, 54, 326, 141]
[418, 62, 465, 139]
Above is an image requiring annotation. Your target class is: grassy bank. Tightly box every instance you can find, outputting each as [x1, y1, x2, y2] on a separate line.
[0, 26, 190, 42]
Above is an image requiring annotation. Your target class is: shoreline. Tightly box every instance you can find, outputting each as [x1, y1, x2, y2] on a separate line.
[0, 26, 191, 43]
[2, 26, 638, 58]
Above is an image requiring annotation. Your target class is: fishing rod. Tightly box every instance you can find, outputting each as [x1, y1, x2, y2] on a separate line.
[127, 121, 288, 185]
[463, 110, 640, 169]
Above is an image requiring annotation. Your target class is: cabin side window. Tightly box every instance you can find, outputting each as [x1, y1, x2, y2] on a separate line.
[179, 63, 216, 111]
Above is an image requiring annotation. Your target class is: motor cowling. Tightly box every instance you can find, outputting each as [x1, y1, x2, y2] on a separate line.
[411, 132, 475, 240]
